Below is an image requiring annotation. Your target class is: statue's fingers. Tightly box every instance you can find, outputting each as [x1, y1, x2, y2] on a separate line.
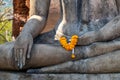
[14, 48, 17, 62]
[17, 49, 20, 68]
[78, 31, 96, 45]
[27, 41, 33, 59]
[14, 48, 20, 69]
[19, 48, 23, 69]
[22, 46, 28, 67]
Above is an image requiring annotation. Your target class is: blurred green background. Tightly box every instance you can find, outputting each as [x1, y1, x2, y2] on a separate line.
[0, 0, 13, 44]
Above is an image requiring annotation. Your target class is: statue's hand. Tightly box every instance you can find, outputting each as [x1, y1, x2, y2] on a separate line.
[78, 31, 96, 45]
[14, 33, 33, 69]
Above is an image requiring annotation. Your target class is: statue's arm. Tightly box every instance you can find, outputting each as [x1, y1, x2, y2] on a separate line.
[22, 0, 51, 38]
[13, 0, 51, 69]
[77, 15, 120, 45]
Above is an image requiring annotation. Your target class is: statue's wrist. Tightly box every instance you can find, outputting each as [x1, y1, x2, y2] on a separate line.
[20, 32, 33, 38]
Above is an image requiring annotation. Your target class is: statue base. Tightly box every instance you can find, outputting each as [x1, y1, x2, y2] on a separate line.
[0, 71, 120, 80]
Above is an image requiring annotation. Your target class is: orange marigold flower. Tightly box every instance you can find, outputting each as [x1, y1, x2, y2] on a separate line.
[59, 35, 78, 59]
[72, 35, 79, 39]
[60, 35, 78, 51]
[60, 37, 67, 41]
[71, 43, 77, 45]
[71, 39, 77, 43]
[65, 44, 71, 51]
[62, 43, 67, 47]
[64, 44, 69, 48]
[69, 44, 75, 50]
[60, 40, 67, 44]
[71, 41, 77, 46]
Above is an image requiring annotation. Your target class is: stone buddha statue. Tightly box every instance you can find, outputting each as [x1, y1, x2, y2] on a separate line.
[0, 0, 120, 73]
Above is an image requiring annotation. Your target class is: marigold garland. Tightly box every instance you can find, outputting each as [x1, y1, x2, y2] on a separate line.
[59, 35, 78, 59]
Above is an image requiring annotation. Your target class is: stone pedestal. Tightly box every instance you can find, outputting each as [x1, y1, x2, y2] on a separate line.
[0, 71, 120, 80]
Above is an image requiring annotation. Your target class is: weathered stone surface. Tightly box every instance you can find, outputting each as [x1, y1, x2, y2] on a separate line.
[4, 1, 120, 80]
[0, 72, 120, 80]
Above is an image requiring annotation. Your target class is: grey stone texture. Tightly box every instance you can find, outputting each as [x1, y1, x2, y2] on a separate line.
[0, 72, 120, 80]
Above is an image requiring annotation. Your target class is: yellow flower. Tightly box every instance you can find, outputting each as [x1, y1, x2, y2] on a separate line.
[71, 39, 77, 43]
[65, 44, 71, 51]
[69, 44, 75, 50]
[60, 35, 78, 51]
[60, 37, 66, 41]
[61, 41, 67, 44]
[72, 35, 78, 39]
[59, 35, 79, 59]
[71, 54, 76, 59]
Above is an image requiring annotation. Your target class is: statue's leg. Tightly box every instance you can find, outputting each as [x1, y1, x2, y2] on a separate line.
[36, 50, 120, 73]
[0, 42, 15, 70]
[0, 41, 120, 70]
[0, 41, 71, 70]
[1, 39, 120, 70]
[27, 40, 120, 73]
[78, 15, 120, 45]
